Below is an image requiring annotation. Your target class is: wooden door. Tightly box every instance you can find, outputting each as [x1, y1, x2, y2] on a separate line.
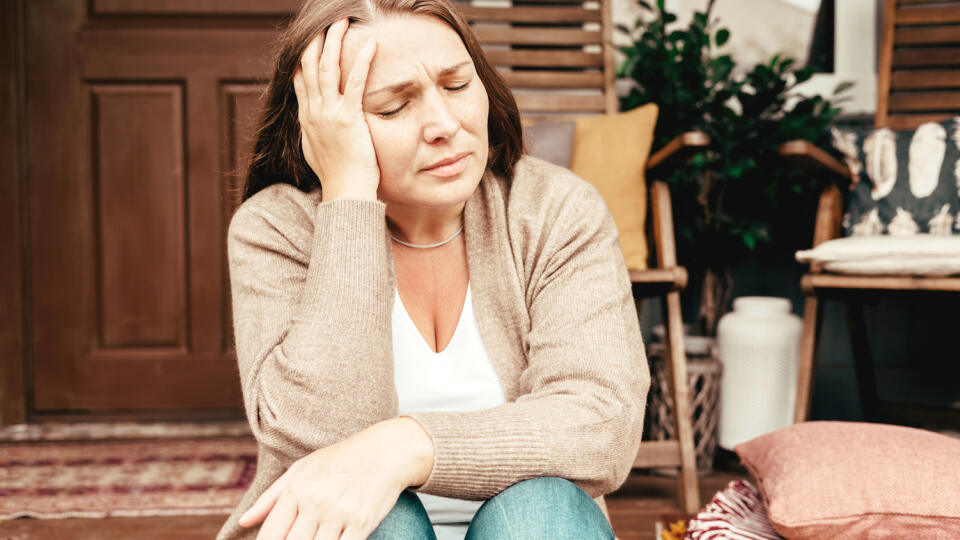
[26, 0, 298, 419]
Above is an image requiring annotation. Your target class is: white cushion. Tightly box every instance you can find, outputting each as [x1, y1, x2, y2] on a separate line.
[795, 235, 960, 276]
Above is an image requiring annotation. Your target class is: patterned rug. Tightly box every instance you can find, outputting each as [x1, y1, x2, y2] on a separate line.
[0, 437, 257, 519]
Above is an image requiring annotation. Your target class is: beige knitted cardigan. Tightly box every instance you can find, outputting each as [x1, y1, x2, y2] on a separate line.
[217, 156, 650, 540]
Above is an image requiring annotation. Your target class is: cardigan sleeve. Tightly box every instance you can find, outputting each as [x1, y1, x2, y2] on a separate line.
[404, 183, 650, 499]
[226, 195, 397, 463]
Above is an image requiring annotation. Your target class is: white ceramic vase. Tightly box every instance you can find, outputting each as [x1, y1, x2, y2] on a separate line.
[716, 296, 801, 449]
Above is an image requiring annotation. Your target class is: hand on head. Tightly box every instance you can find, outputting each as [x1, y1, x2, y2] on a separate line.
[293, 18, 381, 203]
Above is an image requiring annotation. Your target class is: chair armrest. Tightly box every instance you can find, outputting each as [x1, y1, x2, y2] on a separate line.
[779, 140, 853, 188]
[646, 131, 710, 177]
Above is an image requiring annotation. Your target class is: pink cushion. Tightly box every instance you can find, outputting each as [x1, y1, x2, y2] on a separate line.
[734, 421, 960, 540]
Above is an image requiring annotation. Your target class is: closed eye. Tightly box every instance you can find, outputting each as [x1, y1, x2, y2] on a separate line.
[377, 102, 408, 118]
[447, 81, 470, 91]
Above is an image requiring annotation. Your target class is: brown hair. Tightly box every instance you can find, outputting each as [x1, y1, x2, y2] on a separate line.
[240, 0, 522, 202]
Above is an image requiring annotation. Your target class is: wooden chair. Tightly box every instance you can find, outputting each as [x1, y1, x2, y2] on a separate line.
[460, 0, 705, 513]
[781, 0, 960, 426]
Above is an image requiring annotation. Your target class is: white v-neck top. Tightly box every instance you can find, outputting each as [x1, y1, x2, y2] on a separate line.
[392, 283, 506, 538]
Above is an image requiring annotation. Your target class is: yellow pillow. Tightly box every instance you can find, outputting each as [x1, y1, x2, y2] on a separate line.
[570, 103, 658, 271]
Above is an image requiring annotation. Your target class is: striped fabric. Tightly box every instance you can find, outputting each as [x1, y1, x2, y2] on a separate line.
[685, 480, 784, 540]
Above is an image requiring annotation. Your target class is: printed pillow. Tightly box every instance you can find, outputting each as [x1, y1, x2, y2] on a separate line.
[831, 116, 960, 236]
[685, 479, 784, 539]
[734, 421, 960, 540]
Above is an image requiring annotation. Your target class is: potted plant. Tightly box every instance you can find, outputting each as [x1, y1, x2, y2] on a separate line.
[617, 0, 852, 337]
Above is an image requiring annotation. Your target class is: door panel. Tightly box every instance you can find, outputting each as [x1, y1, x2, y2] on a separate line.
[28, 0, 283, 417]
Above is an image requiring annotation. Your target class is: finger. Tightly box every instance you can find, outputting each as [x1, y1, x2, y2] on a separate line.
[318, 17, 348, 100]
[312, 521, 343, 540]
[338, 525, 366, 540]
[292, 69, 308, 118]
[286, 511, 320, 540]
[300, 34, 323, 111]
[343, 38, 376, 113]
[239, 473, 287, 527]
[256, 494, 298, 540]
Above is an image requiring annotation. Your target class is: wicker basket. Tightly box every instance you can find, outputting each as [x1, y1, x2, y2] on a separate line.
[643, 341, 722, 475]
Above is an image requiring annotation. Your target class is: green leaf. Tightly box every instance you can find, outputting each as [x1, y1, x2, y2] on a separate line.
[794, 67, 814, 84]
[833, 81, 855, 94]
[715, 28, 730, 46]
[636, 0, 653, 10]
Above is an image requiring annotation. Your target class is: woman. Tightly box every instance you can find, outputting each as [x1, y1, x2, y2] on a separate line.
[218, 1, 650, 539]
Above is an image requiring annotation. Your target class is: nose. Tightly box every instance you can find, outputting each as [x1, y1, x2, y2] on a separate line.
[421, 89, 460, 144]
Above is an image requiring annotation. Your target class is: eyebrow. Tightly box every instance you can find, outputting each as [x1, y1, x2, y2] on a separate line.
[365, 60, 473, 98]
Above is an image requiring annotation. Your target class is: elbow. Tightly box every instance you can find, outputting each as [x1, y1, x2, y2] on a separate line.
[244, 385, 309, 464]
[576, 394, 647, 497]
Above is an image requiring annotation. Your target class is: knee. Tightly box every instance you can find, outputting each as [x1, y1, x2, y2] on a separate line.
[368, 491, 436, 540]
[466, 477, 613, 540]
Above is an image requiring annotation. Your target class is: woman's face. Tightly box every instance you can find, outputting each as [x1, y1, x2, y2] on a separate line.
[338, 14, 489, 210]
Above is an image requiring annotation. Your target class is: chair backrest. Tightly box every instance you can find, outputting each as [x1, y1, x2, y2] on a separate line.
[456, 0, 617, 122]
[877, 0, 960, 129]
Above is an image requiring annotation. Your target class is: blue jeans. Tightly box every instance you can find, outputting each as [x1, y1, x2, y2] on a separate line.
[368, 477, 615, 539]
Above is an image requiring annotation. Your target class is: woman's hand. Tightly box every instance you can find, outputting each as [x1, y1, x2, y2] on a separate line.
[293, 18, 380, 203]
[238, 417, 435, 540]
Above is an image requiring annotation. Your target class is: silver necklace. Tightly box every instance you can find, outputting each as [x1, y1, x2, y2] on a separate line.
[389, 226, 464, 249]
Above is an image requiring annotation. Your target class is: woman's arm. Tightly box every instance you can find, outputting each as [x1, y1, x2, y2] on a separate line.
[227, 195, 396, 463]
[228, 21, 393, 465]
[404, 182, 650, 499]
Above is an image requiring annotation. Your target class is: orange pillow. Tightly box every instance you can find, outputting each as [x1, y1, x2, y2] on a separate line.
[570, 104, 658, 270]
[735, 421, 960, 539]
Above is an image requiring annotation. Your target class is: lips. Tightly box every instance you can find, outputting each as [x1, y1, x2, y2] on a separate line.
[422, 152, 471, 172]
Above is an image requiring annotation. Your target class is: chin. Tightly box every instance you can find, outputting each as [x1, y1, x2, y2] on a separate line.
[384, 167, 485, 208]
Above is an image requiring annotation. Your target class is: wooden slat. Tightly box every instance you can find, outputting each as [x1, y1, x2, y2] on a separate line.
[779, 140, 853, 182]
[877, 0, 897, 128]
[887, 113, 956, 129]
[514, 92, 605, 112]
[500, 70, 603, 88]
[634, 440, 682, 468]
[803, 273, 960, 293]
[472, 26, 600, 45]
[895, 25, 960, 45]
[520, 113, 602, 124]
[628, 267, 687, 288]
[889, 90, 960, 111]
[483, 48, 602, 67]
[92, 0, 300, 15]
[896, 4, 960, 24]
[647, 131, 710, 175]
[893, 47, 960, 66]
[458, 5, 601, 24]
[891, 69, 960, 88]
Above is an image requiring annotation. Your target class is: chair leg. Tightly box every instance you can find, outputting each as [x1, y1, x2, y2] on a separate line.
[795, 295, 822, 424]
[661, 291, 700, 515]
[844, 301, 880, 422]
